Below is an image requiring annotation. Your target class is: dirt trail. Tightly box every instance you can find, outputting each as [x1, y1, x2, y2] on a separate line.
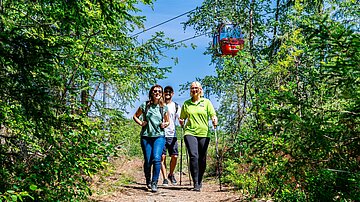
[89, 157, 243, 202]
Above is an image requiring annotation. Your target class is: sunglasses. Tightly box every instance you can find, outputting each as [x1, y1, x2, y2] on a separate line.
[153, 90, 162, 93]
[164, 90, 173, 93]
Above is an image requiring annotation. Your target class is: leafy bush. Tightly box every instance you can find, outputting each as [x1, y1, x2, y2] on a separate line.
[104, 110, 142, 157]
[306, 170, 360, 201]
[0, 108, 113, 201]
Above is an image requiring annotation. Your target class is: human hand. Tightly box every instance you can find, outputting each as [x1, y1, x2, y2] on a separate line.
[160, 122, 169, 129]
[212, 116, 218, 129]
[179, 119, 184, 127]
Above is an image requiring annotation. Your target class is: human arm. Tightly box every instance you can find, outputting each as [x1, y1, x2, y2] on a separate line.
[133, 107, 147, 127]
[212, 115, 218, 129]
[207, 99, 218, 129]
[179, 104, 186, 127]
[161, 111, 170, 129]
[179, 118, 185, 128]
[176, 103, 182, 125]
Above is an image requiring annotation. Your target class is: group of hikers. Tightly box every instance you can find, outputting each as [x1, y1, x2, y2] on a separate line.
[133, 81, 218, 192]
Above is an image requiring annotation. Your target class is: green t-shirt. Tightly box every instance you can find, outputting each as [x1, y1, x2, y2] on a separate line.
[140, 102, 168, 137]
[180, 98, 216, 137]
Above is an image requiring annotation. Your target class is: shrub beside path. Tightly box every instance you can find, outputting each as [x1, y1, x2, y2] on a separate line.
[89, 157, 243, 202]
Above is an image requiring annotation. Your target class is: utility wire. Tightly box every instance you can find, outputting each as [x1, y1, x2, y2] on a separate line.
[111, 6, 205, 51]
[131, 6, 202, 37]
[168, 32, 209, 46]
[110, 32, 208, 52]
[157, 32, 210, 54]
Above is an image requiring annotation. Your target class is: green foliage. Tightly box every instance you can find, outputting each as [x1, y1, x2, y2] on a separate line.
[222, 159, 270, 198]
[305, 170, 360, 201]
[274, 189, 307, 202]
[0, 0, 178, 201]
[185, 0, 359, 201]
[103, 110, 142, 157]
[0, 187, 34, 202]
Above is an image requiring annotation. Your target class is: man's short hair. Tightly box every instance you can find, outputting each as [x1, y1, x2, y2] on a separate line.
[164, 86, 174, 92]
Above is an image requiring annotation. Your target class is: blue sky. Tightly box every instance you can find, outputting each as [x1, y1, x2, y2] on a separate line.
[126, 0, 217, 117]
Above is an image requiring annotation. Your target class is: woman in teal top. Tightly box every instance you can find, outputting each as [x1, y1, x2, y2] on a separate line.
[133, 84, 170, 192]
[179, 81, 218, 191]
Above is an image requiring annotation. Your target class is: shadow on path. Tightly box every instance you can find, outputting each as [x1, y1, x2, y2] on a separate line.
[122, 182, 193, 192]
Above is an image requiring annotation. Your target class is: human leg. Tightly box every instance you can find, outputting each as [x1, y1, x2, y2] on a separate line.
[161, 138, 171, 185]
[167, 155, 178, 185]
[150, 136, 165, 191]
[140, 137, 152, 188]
[169, 154, 178, 175]
[161, 154, 169, 186]
[168, 137, 178, 175]
[168, 137, 178, 185]
[169, 155, 178, 174]
[197, 137, 210, 185]
[184, 135, 199, 186]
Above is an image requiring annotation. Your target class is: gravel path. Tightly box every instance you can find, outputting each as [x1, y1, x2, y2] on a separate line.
[89, 157, 243, 202]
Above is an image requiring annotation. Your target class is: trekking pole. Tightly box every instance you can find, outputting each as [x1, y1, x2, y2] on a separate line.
[214, 126, 222, 191]
[180, 126, 183, 185]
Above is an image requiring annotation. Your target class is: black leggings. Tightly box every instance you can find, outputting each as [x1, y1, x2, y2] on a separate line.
[184, 135, 210, 185]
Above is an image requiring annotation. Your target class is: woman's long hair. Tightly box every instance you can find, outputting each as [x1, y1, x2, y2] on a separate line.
[148, 84, 165, 107]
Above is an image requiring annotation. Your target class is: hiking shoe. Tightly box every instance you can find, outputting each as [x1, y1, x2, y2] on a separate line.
[146, 179, 151, 189]
[193, 183, 201, 192]
[151, 181, 158, 192]
[168, 174, 177, 185]
[162, 179, 169, 186]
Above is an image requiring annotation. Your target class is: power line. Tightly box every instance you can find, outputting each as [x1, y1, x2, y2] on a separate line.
[168, 32, 209, 46]
[157, 32, 210, 53]
[110, 6, 207, 51]
[110, 32, 209, 52]
[131, 6, 202, 37]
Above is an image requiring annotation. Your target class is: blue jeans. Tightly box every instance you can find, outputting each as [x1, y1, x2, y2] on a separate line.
[140, 136, 165, 183]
